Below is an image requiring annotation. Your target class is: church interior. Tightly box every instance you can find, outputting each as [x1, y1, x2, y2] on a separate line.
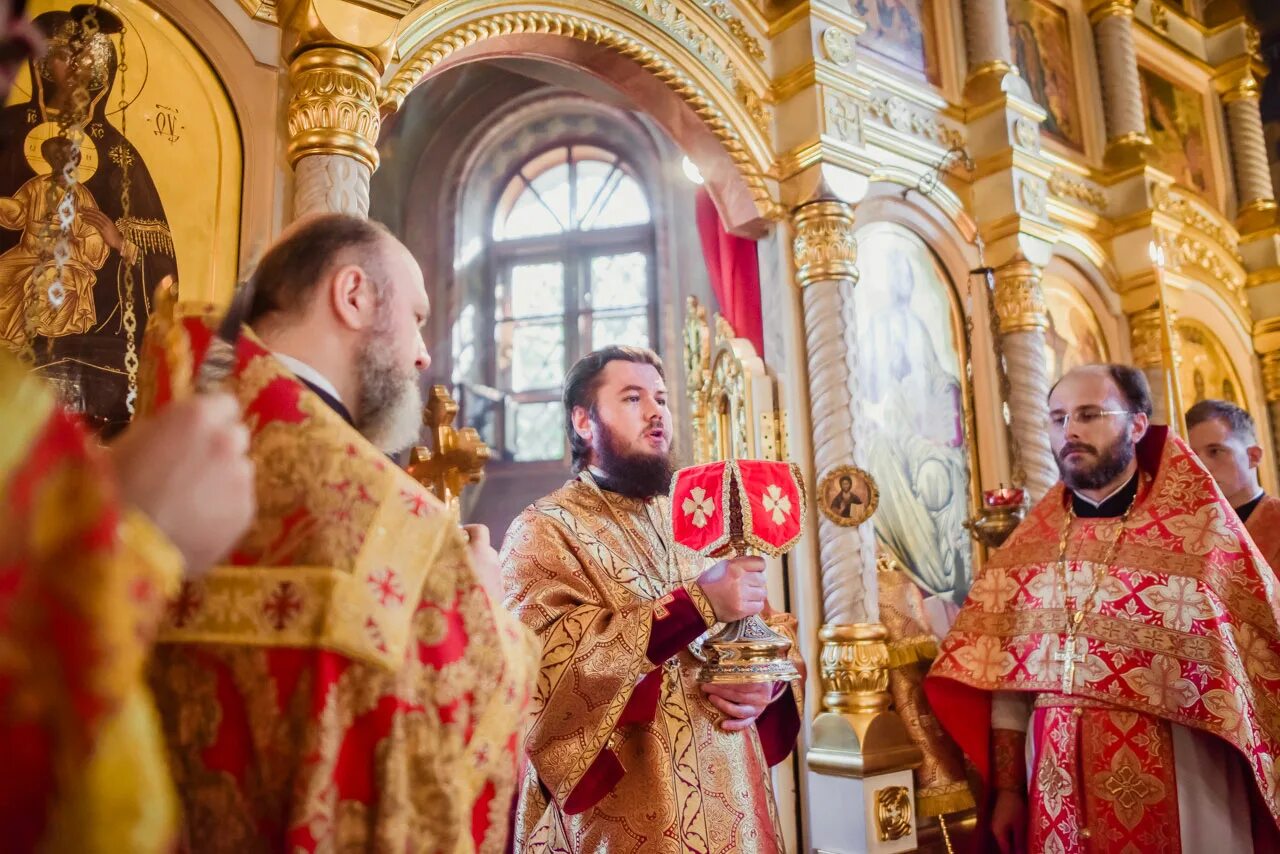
[7, 0, 1280, 849]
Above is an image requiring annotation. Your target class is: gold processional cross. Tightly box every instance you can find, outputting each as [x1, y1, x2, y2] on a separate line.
[406, 386, 492, 511]
[1054, 634, 1087, 695]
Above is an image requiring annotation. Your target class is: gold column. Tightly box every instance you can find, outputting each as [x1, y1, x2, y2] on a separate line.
[961, 0, 1016, 101]
[991, 255, 1058, 500]
[1089, 0, 1152, 167]
[1258, 333, 1280, 484]
[1129, 304, 1182, 426]
[283, 0, 393, 218]
[1220, 70, 1278, 233]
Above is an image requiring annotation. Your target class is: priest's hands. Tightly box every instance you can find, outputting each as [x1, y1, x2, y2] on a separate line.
[700, 681, 777, 731]
[109, 392, 255, 577]
[696, 556, 767, 622]
[991, 788, 1028, 854]
[462, 524, 504, 604]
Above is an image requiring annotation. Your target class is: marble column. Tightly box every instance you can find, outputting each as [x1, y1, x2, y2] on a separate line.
[792, 198, 875, 626]
[991, 256, 1057, 500]
[1089, 0, 1152, 167]
[1222, 72, 1278, 233]
[794, 196, 921, 853]
[962, 0, 1015, 100]
[287, 42, 383, 218]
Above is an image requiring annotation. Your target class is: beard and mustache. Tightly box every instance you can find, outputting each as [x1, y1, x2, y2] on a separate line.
[1055, 428, 1136, 492]
[592, 417, 675, 500]
[354, 306, 423, 454]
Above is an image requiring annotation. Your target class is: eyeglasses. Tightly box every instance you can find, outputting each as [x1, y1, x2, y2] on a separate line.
[1048, 409, 1132, 431]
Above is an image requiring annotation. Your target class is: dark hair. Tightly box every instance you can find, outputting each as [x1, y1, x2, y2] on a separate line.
[246, 213, 393, 326]
[563, 346, 665, 473]
[1186, 398, 1257, 444]
[839, 475, 853, 488]
[1048, 363, 1153, 417]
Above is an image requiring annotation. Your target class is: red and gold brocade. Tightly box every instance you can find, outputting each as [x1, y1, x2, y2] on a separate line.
[926, 428, 1280, 849]
[501, 477, 802, 854]
[1246, 494, 1280, 572]
[0, 354, 181, 852]
[141, 319, 538, 853]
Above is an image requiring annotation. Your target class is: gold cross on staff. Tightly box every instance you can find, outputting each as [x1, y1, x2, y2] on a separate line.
[406, 386, 492, 510]
[1054, 634, 1087, 695]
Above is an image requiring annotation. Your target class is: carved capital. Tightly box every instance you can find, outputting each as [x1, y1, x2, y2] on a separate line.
[1220, 70, 1261, 105]
[287, 45, 382, 171]
[992, 256, 1048, 334]
[819, 623, 891, 713]
[1129, 305, 1180, 369]
[1088, 0, 1135, 24]
[792, 199, 857, 288]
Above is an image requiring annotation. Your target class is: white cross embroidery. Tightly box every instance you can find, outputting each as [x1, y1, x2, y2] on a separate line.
[762, 484, 792, 524]
[682, 487, 715, 528]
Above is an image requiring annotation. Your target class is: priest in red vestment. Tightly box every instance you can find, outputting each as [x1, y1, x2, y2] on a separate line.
[927, 364, 1280, 853]
[1187, 398, 1280, 570]
[142, 214, 538, 853]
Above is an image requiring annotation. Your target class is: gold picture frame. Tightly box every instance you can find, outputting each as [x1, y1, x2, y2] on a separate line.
[817, 464, 879, 527]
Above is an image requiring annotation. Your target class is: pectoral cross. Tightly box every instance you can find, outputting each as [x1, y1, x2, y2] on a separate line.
[406, 386, 492, 510]
[1054, 634, 1087, 695]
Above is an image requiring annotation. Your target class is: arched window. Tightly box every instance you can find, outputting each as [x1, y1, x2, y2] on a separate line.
[482, 144, 657, 461]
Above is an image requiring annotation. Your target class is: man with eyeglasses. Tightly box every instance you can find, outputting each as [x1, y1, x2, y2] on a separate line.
[926, 363, 1280, 852]
[1187, 398, 1280, 571]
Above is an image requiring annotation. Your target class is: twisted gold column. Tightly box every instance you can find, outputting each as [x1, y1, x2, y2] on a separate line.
[1261, 350, 1280, 481]
[1090, 0, 1151, 167]
[992, 256, 1057, 500]
[1222, 73, 1278, 232]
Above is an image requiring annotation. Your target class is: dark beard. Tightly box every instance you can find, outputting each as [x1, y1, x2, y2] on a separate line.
[1056, 431, 1135, 491]
[593, 419, 675, 500]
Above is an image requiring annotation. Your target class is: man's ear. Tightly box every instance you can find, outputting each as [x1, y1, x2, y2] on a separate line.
[1129, 412, 1150, 443]
[1248, 444, 1264, 469]
[571, 406, 592, 443]
[329, 264, 377, 332]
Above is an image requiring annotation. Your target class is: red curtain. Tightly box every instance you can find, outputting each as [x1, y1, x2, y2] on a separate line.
[694, 187, 765, 357]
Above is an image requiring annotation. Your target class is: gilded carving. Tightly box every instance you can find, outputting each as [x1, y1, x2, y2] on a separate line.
[819, 624, 891, 713]
[381, 12, 780, 220]
[822, 26, 855, 67]
[867, 93, 965, 150]
[1152, 183, 1240, 255]
[629, 0, 732, 77]
[1048, 169, 1107, 211]
[874, 786, 913, 841]
[1261, 350, 1280, 404]
[1013, 116, 1039, 152]
[993, 256, 1049, 334]
[1018, 176, 1048, 218]
[288, 47, 381, 170]
[1150, 2, 1168, 33]
[792, 199, 857, 288]
[1246, 25, 1261, 60]
[735, 79, 772, 136]
[1175, 235, 1247, 298]
[1128, 305, 1171, 370]
[824, 91, 863, 146]
[696, 0, 766, 62]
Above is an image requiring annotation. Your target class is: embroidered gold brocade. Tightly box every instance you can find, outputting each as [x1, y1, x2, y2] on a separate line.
[502, 480, 792, 853]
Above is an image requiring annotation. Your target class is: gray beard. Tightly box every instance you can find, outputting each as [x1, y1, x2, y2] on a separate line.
[355, 334, 423, 453]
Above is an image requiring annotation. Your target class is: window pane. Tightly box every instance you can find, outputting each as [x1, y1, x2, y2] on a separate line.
[497, 182, 564, 240]
[574, 159, 618, 229]
[592, 311, 649, 349]
[451, 303, 477, 384]
[589, 252, 648, 310]
[506, 400, 565, 461]
[506, 321, 564, 392]
[583, 172, 650, 230]
[506, 263, 564, 319]
[526, 162, 572, 231]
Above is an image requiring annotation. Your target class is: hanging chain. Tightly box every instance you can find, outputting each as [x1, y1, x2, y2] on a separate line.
[114, 14, 138, 415]
[25, 6, 101, 367]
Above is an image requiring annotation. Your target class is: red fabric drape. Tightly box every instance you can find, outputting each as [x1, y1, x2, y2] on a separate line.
[694, 187, 764, 357]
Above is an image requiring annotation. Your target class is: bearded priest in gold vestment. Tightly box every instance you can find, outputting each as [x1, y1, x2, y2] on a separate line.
[142, 215, 538, 853]
[502, 347, 803, 853]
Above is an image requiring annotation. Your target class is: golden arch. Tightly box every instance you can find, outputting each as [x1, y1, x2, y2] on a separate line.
[382, 6, 779, 231]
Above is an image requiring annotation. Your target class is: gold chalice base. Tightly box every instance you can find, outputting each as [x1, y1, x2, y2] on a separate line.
[697, 615, 801, 684]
